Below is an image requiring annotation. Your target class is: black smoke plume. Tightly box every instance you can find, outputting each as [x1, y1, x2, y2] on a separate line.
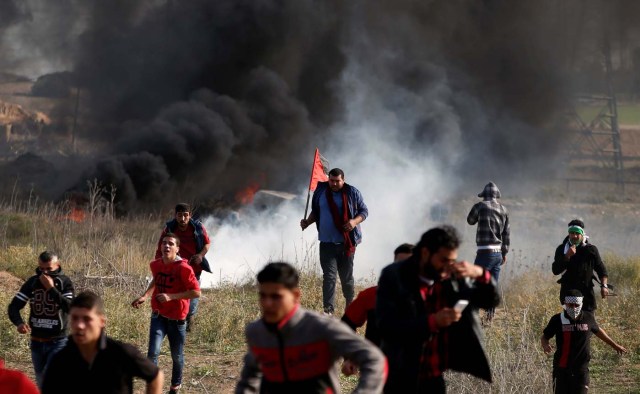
[1, 0, 639, 210]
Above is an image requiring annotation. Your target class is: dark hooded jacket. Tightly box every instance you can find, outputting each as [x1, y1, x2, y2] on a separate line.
[8, 267, 74, 339]
[376, 256, 499, 393]
[553, 236, 607, 311]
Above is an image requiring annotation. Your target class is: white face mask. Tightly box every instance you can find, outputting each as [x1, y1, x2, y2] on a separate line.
[564, 295, 584, 320]
[565, 305, 582, 319]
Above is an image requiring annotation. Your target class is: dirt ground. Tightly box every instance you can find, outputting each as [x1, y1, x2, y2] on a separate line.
[0, 271, 23, 292]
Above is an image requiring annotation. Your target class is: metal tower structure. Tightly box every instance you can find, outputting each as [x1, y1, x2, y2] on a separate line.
[562, 1, 627, 190]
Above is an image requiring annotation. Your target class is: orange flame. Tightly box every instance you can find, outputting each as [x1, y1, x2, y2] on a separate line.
[235, 183, 260, 205]
[66, 207, 86, 223]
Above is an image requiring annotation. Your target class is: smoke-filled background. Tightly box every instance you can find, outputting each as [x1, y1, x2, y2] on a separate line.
[2, 0, 640, 284]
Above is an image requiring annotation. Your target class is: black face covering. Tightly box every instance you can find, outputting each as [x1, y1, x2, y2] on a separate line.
[35, 266, 61, 277]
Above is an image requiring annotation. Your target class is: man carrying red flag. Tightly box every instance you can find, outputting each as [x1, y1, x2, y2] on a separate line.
[300, 167, 368, 315]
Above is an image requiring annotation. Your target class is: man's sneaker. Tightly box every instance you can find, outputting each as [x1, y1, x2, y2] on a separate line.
[168, 384, 181, 394]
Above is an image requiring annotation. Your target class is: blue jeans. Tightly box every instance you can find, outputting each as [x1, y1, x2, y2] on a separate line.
[147, 313, 187, 387]
[319, 242, 355, 314]
[474, 252, 502, 282]
[31, 336, 68, 388]
[188, 278, 201, 318]
[474, 252, 502, 319]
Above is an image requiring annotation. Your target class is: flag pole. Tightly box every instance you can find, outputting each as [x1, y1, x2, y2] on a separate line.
[303, 148, 319, 220]
[303, 190, 311, 220]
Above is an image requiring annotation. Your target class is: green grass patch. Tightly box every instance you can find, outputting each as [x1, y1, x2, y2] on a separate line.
[576, 103, 640, 126]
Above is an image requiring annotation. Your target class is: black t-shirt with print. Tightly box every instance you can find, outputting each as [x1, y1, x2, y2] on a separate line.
[543, 310, 600, 371]
[42, 334, 159, 394]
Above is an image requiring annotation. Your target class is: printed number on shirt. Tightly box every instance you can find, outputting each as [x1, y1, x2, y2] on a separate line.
[32, 289, 58, 316]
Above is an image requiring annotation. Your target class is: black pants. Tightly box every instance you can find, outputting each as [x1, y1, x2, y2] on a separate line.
[419, 376, 446, 394]
[554, 368, 589, 394]
[384, 375, 446, 394]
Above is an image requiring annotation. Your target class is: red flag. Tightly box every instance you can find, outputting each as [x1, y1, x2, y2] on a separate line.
[308, 148, 329, 191]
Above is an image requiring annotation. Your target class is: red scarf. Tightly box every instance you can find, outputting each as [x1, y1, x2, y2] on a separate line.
[325, 185, 356, 257]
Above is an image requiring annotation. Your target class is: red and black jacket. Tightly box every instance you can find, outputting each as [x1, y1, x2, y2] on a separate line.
[236, 305, 387, 394]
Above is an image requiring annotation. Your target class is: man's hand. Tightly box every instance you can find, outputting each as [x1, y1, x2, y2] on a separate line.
[39, 273, 54, 290]
[155, 293, 172, 303]
[601, 286, 610, 298]
[300, 219, 309, 230]
[189, 255, 203, 267]
[450, 261, 483, 279]
[434, 308, 461, 328]
[614, 344, 627, 355]
[565, 246, 576, 260]
[502, 255, 507, 266]
[343, 219, 358, 232]
[131, 296, 147, 308]
[17, 323, 30, 334]
[542, 340, 552, 354]
[341, 359, 359, 376]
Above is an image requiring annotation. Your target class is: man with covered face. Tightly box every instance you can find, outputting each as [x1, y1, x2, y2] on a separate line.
[541, 289, 626, 393]
[7, 251, 74, 388]
[552, 219, 609, 312]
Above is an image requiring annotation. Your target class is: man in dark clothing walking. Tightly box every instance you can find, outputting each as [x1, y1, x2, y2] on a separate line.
[154, 203, 211, 330]
[376, 226, 499, 393]
[7, 251, 74, 388]
[43, 291, 163, 394]
[541, 289, 626, 393]
[552, 219, 609, 312]
[300, 168, 368, 314]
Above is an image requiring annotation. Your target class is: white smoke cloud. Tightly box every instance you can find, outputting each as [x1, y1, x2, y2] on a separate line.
[200, 34, 458, 287]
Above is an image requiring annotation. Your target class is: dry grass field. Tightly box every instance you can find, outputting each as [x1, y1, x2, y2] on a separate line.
[0, 199, 638, 393]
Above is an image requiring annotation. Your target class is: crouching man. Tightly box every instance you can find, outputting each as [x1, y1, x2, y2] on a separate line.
[236, 262, 387, 393]
[42, 291, 163, 394]
[541, 289, 626, 393]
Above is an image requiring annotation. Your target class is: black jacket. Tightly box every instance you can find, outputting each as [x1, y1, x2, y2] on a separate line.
[376, 257, 499, 393]
[552, 238, 607, 311]
[8, 267, 74, 339]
